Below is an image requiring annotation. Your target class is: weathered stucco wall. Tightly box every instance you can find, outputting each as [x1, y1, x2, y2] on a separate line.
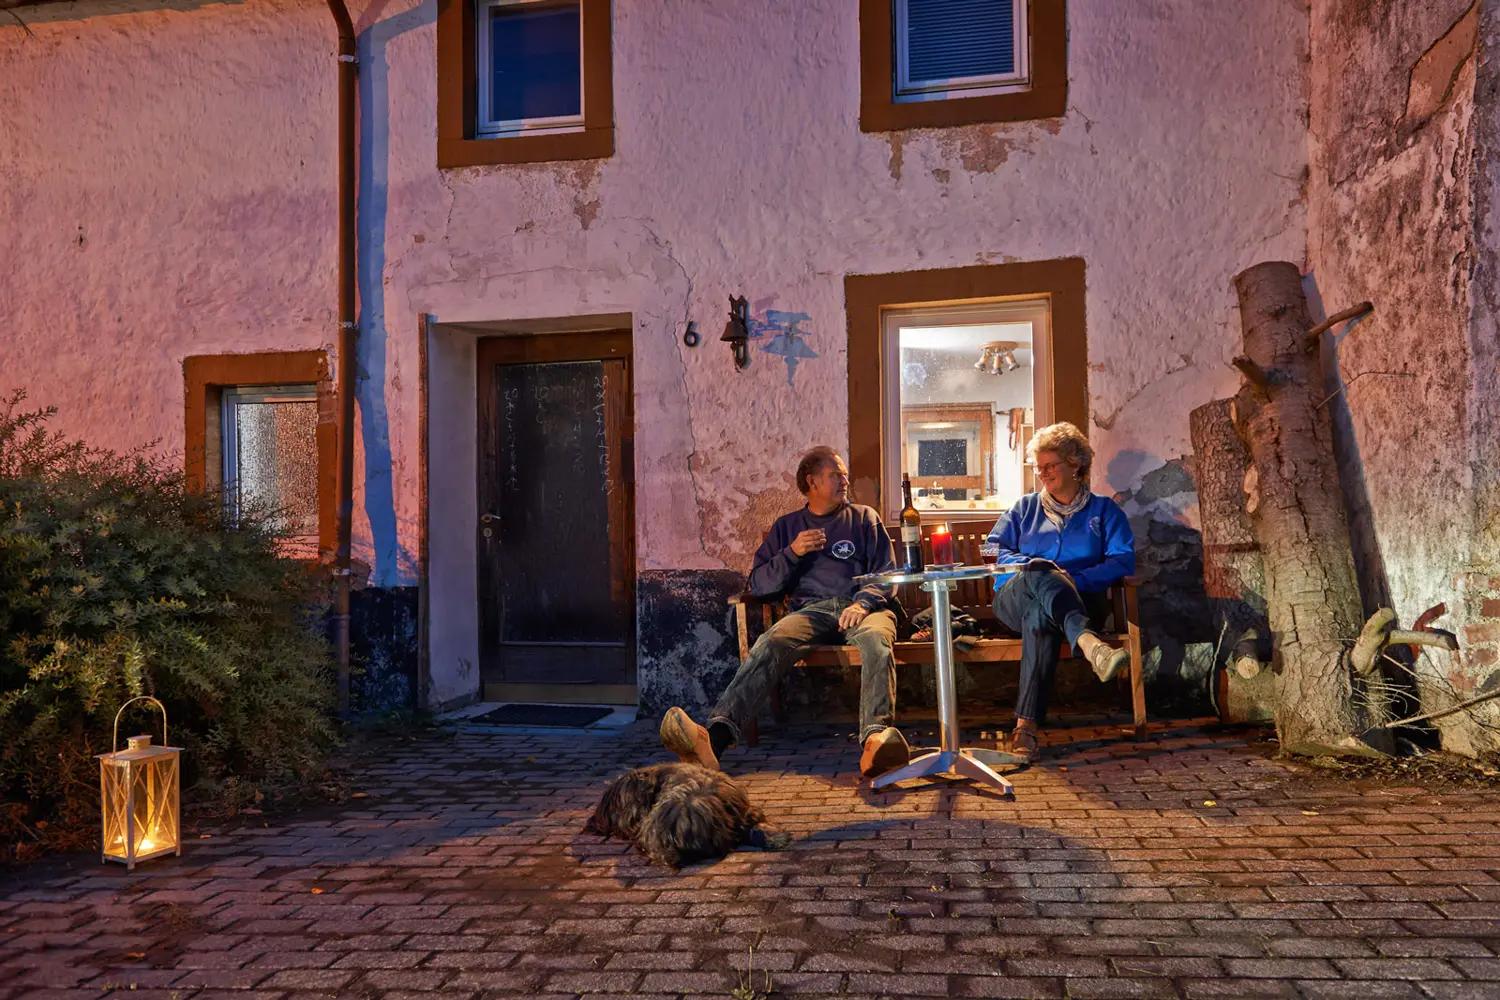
[1307, 0, 1500, 753]
[1, 0, 1310, 713]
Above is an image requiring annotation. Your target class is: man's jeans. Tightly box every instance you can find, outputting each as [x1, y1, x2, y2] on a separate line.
[992, 566, 1108, 723]
[709, 597, 897, 747]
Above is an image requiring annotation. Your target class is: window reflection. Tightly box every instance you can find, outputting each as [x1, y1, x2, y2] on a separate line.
[886, 301, 1049, 516]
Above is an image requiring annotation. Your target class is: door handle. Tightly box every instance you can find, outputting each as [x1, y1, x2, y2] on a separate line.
[480, 512, 499, 538]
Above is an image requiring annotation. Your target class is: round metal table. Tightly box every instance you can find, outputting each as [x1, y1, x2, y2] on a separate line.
[854, 563, 1020, 794]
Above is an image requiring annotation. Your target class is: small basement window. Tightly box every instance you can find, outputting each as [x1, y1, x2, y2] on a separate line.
[475, 0, 584, 138]
[220, 385, 321, 549]
[895, 0, 1029, 102]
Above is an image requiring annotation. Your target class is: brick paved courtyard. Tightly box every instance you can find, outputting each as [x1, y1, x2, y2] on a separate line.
[5, 716, 1500, 1000]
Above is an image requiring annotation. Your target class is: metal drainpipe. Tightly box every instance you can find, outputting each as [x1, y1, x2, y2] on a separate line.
[327, 0, 357, 718]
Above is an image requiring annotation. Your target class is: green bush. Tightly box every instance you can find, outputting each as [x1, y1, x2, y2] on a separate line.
[0, 391, 338, 861]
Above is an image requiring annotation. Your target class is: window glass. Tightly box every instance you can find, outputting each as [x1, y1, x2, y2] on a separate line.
[896, 0, 1027, 100]
[221, 386, 319, 543]
[479, 0, 583, 133]
[883, 301, 1051, 518]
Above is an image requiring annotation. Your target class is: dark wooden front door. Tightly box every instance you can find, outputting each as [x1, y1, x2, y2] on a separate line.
[477, 332, 634, 687]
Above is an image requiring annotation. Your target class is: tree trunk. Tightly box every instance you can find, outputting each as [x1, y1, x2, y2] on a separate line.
[1231, 262, 1389, 755]
[1190, 398, 1268, 674]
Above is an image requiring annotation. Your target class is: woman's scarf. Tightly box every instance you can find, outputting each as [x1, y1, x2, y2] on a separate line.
[1039, 485, 1091, 528]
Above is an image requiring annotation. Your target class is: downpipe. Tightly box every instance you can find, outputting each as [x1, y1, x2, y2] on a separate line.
[327, 0, 357, 718]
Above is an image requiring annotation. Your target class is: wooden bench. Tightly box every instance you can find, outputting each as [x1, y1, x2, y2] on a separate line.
[728, 517, 1146, 745]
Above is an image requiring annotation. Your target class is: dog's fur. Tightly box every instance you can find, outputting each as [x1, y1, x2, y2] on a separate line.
[584, 762, 791, 869]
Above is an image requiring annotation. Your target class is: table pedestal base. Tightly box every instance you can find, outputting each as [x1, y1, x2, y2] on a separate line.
[871, 747, 1014, 794]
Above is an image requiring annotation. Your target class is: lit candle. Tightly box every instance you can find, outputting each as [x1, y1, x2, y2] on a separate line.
[930, 522, 953, 566]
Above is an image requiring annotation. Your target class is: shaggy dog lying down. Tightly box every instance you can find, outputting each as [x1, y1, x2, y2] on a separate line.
[584, 762, 792, 869]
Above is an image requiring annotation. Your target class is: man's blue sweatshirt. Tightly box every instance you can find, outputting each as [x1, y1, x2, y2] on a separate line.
[985, 492, 1136, 593]
[749, 503, 896, 611]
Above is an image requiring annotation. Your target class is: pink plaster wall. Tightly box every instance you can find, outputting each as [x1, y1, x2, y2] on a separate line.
[3, 0, 1309, 686]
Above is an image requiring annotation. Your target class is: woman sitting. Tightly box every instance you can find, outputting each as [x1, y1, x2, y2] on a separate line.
[987, 422, 1136, 762]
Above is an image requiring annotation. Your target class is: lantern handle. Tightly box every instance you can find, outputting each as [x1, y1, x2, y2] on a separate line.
[113, 696, 168, 753]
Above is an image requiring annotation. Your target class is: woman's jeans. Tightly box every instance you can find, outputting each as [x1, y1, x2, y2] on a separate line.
[709, 597, 897, 747]
[992, 567, 1108, 723]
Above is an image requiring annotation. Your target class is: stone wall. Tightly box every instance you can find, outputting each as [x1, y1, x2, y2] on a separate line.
[1306, 0, 1500, 752]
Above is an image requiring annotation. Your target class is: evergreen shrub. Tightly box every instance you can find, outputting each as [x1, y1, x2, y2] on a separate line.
[0, 391, 337, 861]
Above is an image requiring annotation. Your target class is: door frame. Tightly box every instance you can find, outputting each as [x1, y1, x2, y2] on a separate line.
[474, 330, 636, 690]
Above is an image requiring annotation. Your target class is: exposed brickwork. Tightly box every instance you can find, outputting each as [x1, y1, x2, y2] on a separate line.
[4, 718, 1500, 999]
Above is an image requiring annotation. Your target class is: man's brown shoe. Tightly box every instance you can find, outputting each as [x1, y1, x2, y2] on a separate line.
[1008, 719, 1039, 763]
[859, 727, 910, 779]
[1086, 639, 1130, 683]
[659, 707, 719, 771]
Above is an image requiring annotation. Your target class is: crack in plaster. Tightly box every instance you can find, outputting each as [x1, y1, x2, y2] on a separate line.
[636, 222, 721, 568]
[1093, 354, 1197, 431]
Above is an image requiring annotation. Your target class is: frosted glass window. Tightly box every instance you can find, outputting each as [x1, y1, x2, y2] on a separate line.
[221, 386, 319, 540]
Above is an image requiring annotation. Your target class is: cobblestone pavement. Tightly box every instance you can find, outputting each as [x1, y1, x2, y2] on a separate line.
[5, 716, 1500, 1000]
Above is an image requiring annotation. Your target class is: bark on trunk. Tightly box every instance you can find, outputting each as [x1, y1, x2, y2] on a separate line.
[1190, 398, 1269, 680]
[1231, 262, 1389, 755]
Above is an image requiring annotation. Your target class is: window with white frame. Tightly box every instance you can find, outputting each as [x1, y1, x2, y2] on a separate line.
[881, 299, 1053, 520]
[475, 0, 585, 138]
[894, 0, 1029, 103]
[220, 385, 320, 544]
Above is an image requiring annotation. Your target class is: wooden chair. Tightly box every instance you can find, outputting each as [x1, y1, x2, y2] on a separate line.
[727, 517, 1145, 745]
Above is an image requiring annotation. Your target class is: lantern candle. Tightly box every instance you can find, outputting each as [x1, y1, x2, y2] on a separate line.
[97, 697, 183, 870]
[930, 522, 954, 566]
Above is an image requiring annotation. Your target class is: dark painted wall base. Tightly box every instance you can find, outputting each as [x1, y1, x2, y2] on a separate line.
[636, 569, 746, 720]
[347, 586, 419, 714]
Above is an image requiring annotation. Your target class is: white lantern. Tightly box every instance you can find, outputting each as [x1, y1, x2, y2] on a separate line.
[97, 696, 183, 870]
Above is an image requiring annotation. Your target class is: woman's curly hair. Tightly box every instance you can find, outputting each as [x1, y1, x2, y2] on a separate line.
[1026, 421, 1094, 483]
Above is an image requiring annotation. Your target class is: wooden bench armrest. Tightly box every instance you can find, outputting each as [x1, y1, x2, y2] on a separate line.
[1120, 575, 1142, 587]
[726, 590, 786, 605]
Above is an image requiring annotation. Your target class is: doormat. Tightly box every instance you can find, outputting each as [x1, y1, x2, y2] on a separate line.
[470, 703, 613, 728]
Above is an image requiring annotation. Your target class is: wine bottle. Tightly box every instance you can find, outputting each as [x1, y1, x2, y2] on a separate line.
[900, 473, 923, 573]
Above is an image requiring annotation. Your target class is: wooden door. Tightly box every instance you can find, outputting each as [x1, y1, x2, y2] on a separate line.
[476, 332, 634, 687]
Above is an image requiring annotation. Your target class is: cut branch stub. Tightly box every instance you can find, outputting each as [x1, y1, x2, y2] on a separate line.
[1351, 607, 1397, 676]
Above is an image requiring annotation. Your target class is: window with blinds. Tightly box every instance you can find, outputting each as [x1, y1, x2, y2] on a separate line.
[894, 0, 1029, 102]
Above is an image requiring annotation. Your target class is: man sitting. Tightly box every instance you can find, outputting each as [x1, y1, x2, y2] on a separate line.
[658, 446, 912, 779]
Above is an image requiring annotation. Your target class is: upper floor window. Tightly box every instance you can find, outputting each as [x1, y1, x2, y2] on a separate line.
[895, 0, 1028, 103]
[436, 0, 613, 168]
[860, 0, 1066, 131]
[476, 0, 584, 138]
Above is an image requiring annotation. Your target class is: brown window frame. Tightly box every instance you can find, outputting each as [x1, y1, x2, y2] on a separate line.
[437, 0, 614, 168]
[184, 351, 338, 558]
[844, 258, 1087, 514]
[859, 0, 1067, 132]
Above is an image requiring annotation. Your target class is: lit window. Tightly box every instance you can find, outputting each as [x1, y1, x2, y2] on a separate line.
[475, 0, 584, 138]
[220, 385, 320, 546]
[895, 0, 1029, 102]
[882, 299, 1053, 519]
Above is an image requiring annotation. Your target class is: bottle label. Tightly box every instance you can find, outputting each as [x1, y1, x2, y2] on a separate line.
[901, 524, 920, 544]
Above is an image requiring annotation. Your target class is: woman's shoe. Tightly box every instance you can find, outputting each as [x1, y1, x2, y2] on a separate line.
[1085, 638, 1130, 683]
